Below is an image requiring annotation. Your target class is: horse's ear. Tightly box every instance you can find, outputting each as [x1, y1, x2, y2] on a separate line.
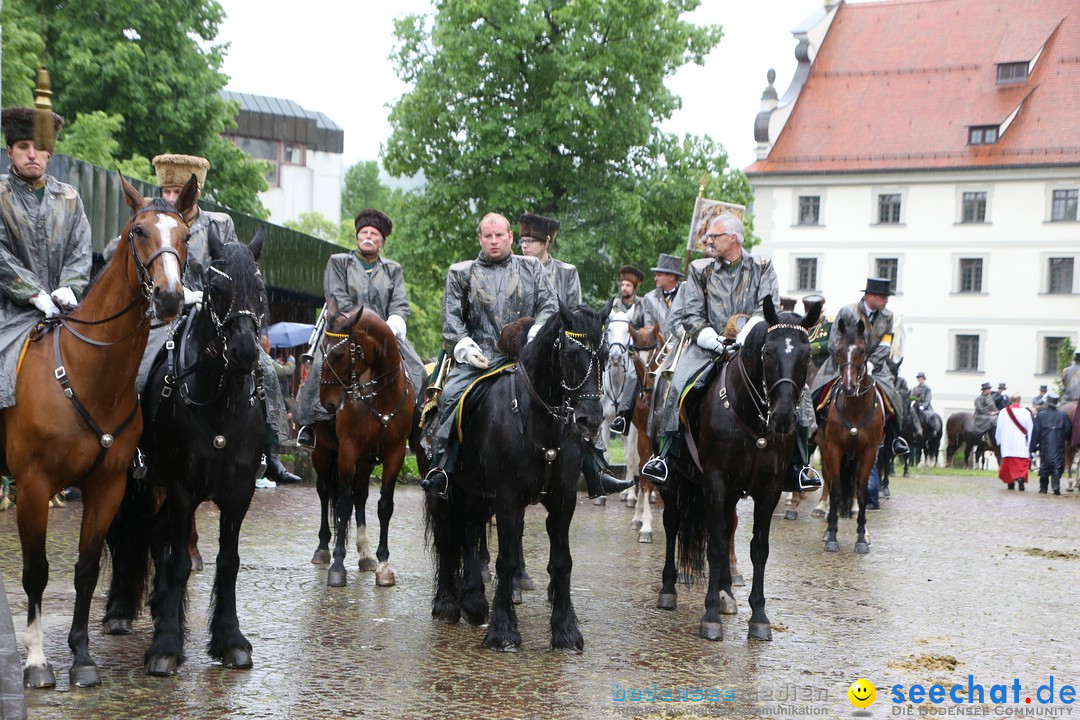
[248, 226, 264, 262]
[601, 297, 614, 319]
[326, 296, 339, 316]
[801, 299, 823, 329]
[119, 173, 144, 213]
[762, 294, 778, 325]
[558, 301, 574, 329]
[836, 316, 846, 335]
[174, 173, 200, 219]
[208, 221, 224, 260]
[856, 318, 865, 336]
[351, 306, 366, 330]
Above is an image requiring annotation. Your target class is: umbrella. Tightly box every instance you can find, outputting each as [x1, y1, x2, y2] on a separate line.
[266, 321, 316, 349]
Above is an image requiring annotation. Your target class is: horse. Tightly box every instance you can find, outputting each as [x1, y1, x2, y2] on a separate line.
[425, 302, 609, 651]
[309, 307, 415, 588]
[102, 227, 267, 676]
[0, 175, 197, 688]
[627, 323, 663, 542]
[656, 297, 820, 641]
[900, 398, 924, 477]
[597, 308, 638, 506]
[1060, 401, 1079, 484]
[919, 410, 943, 467]
[818, 315, 884, 554]
[946, 412, 1000, 469]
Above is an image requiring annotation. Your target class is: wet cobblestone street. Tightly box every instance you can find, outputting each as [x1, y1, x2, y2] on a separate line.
[2, 472, 1078, 719]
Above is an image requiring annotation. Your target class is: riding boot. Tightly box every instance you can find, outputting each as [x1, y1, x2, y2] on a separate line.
[792, 424, 822, 490]
[421, 443, 459, 498]
[265, 447, 302, 484]
[581, 446, 633, 499]
[887, 416, 910, 456]
[610, 408, 632, 437]
[642, 434, 675, 488]
[296, 425, 315, 449]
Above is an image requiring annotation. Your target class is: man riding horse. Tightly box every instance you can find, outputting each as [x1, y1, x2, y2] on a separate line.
[809, 277, 910, 458]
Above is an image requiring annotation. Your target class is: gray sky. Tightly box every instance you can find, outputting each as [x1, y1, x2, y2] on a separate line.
[217, 0, 824, 173]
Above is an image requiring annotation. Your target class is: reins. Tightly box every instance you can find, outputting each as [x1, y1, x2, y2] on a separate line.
[320, 325, 411, 430]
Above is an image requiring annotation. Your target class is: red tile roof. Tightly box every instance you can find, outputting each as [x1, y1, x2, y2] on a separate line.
[745, 0, 1080, 175]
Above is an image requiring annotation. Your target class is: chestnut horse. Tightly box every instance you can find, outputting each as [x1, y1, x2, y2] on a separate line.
[627, 323, 663, 543]
[0, 175, 196, 688]
[818, 316, 884, 554]
[310, 307, 415, 588]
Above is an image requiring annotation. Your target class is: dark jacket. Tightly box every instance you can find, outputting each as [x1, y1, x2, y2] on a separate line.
[1029, 406, 1072, 468]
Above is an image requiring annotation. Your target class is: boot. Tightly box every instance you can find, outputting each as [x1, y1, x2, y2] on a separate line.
[420, 444, 458, 498]
[582, 446, 632, 499]
[1017, 478, 1025, 491]
[794, 424, 822, 490]
[610, 408, 632, 437]
[265, 449, 301, 483]
[296, 425, 315, 449]
[642, 435, 674, 488]
[887, 416, 909, 456]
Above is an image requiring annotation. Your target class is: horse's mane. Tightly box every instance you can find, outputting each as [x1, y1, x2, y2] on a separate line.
[215, 241, 264, 310]
[739, 310, 804, 359]
[519, 304, 604, 370]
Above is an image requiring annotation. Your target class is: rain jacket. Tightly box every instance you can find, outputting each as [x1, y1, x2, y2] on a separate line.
[641, 286, 678, 338]
[1029, 405, 1071, 472]
[0, 173, 91, 408]
[540, 256, 582, 307]
[973, 392, 998, 435]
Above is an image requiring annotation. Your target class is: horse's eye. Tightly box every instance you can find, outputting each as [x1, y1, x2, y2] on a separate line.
[134, 225, 147, 237]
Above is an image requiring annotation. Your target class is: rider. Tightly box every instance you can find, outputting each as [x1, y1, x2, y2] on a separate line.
[295, 208, 425, 449]
[518, 212, 581, 306]
[642, 212, 780, 487]
[420, 213, 630, 498]
[809, 277, 910, 458]
[991, 382, 1009, 411]
[972, 382, 998, 436]
[912, 372, 932, 411]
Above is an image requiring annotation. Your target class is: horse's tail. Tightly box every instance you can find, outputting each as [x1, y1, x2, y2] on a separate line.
[838, 453, 857, 519]
[104, 473, 157, 623]
[676, 480, 707, 583]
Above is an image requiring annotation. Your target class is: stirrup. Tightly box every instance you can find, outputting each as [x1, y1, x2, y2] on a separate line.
[610, 416, 628, 436]
[641, 456, 669, 487]
[421, 467, 450, 498]
[891, 437, 910, 456]
[798, 466, 823, 491]
[296, 425, 315, 449]
[132, 448, 148, 480]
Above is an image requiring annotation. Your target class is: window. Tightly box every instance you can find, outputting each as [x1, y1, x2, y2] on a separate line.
[1048, 257, 1074, 294]
[798, 196, 820, 226]
[962, 192, 987, 223]
[1051, 189, 1078, 222]
[959, 258, 983, 293]
[968, 126, 999, 145]
[997, 62, 1028, 84]
[796, 258, 818, 291]
[1043, 337, 1066, 375]
[877, 194, 902, 224]
[282, 143, 304, 165]
[955, 335, 980, 372]
[875, 258, 898, 292]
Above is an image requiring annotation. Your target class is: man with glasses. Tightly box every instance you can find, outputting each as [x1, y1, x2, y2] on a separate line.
[518, 213, 581, 307]
[642, 213, 780, 486]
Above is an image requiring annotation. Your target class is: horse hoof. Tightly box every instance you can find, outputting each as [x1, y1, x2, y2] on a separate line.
[327, 568, 348, 587]
[824, 541, 840, 553]
[854, 542, 870, 554]
[375, 568, 396, 587]
[190, 555, 204, 572]
[481, 566, 492, 584]
[810, 508, 825, 519]
[821, 530, 830, 542]
[699, 620, 723, 641]
[24, 663, 56, 689]
[638, 531, 652, 544]
[222, 648, 253, 669]
[358, 557, 378, 572]
[657, 593, 677, 611]
[518, 575, 535, 591]
[626, 496, 637, 508]
[311, 549, 331, 565]
[432, 607, 460, 624]
[593, 496, 606, 506]
[731, 574, 744, 587]
[748, 622, 773, 641]
[146, 655, 178, 676]
[69, 664, 101, 688]
[784, 510, 798, 521]
[491, 642, 519, 653]
[719, 591, 737, 615]
[620, 489, 630, 501]
[630, 519, 642, 531]
[511, 587, 523, 605]
[103, 617, 132, 635]
[882, 486, 891, 498]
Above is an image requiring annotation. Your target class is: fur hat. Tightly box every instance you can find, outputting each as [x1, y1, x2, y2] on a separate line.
[354, 208, 392, 238]
[620, 265, 644, 288]
[520, 213, 558, 244]
[2, 107, 64, 147]
[779, 297, 797, 312]
[152, 154, 210, 191]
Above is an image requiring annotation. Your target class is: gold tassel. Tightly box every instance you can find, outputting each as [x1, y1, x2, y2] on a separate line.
[33, 66, 56, 153]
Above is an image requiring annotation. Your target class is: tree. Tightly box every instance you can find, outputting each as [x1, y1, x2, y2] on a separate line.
[0, 0, 269, 217]
[283, 212, 354, 248]
[384, 0, 724, 302]
[54, 111, 155, 182]
[341, 161, 390, 221]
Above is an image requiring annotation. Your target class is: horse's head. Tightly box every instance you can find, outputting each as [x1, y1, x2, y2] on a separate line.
[833, 315, 870, 396]
[628, 323, 662, 387]
[743, 295, 819, 435]
[201, 226, 266, 372]
[318, 307, 398, 414]
[119, 174, 198, 320]
[605, 308, 632, 364]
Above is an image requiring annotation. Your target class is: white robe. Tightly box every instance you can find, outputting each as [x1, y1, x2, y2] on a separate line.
[995, 405, 1033, 459]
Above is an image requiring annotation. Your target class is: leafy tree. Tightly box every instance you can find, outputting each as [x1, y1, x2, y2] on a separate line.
[0, 0, 268, 216]
[384, 0, 725, 303]
[283, 212, 353, 248]
[54, 111, 155, 181]
[341, 160, 390, 221]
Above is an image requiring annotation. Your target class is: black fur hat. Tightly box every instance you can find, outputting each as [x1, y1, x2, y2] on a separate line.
[2, 106, 65, 147]
[354, 208, 392, 238]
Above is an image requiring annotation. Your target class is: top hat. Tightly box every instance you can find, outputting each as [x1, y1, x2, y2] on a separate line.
[153, 154, 210, 192]
[354, 208, 392, 237]
[1039, 385, 1048, 392]
[861, 277, 894, 296]
[997, 382, 1007, 390]
[916, 372, 926, 379]
[620, 265, 644, 287]
[2, 106, 64, 147]
[650, 253, 684, 278]
[980, 382, 992, 391]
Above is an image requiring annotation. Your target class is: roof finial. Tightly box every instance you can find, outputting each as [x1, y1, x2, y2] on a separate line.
[761, 69, 778, 102]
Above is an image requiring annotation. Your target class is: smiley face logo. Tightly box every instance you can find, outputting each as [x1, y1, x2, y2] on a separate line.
[848, 678, 876, 708]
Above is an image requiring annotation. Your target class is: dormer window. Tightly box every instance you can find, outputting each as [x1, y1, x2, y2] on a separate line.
[969, 126, 999, 145]
[997, 62, 1029, 84]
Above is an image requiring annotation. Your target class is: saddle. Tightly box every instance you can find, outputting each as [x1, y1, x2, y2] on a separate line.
[454, 362, 515, 442]
[815, 377, 896, 419]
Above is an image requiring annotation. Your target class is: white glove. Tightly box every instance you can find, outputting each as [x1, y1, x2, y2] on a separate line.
[695, 326, 724, 354]
[867, 360, 875, 374]
[183, 288, 204, 306]
[527, 324, 540, 343]
[454, 337, 490, 369]
[50, 286, 78, 311]
[30, 291, 61, 318]
[387, 314, 407, 340]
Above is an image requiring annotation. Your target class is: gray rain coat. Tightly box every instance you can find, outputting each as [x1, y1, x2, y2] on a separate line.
[540, 256, 582, 307]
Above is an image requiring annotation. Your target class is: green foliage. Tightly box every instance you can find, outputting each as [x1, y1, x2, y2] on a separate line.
[1058, 337, 1076, 394]
[283, 212, 353, 248]
[0, 3, 42, 108]
[384, 0, 726, 305]
[341, 161, 390, 221]
[0, 0, 268, 215]
[53, 110, 155, 181]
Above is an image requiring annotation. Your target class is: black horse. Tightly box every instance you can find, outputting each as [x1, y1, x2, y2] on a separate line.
[900, 400, 923, 477]
[919, 410, 943, 466]
[656, 298, 820, 641]
[425, 302, 609, 652]
[103, 229, 267, 675]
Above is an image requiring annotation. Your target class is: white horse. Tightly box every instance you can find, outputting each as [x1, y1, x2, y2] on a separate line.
[598, 311, 640, 507]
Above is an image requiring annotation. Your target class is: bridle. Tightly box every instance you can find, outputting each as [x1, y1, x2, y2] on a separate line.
[197, 260, 263, 366]
[320, 324, 409, 427]
[720, 322, 809, 432]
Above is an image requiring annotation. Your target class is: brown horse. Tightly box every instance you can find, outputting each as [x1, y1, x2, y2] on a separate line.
[627, 323, 663, 543]
[310, 308, 415, 587]
[0, 175, 197, 688]
[818, 316, 883, 554]
[945, 412, 1000, 469]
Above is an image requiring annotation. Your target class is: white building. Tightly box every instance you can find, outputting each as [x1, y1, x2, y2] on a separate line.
[222, 91, 344, 226]
[746, 0, 1080, 419]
